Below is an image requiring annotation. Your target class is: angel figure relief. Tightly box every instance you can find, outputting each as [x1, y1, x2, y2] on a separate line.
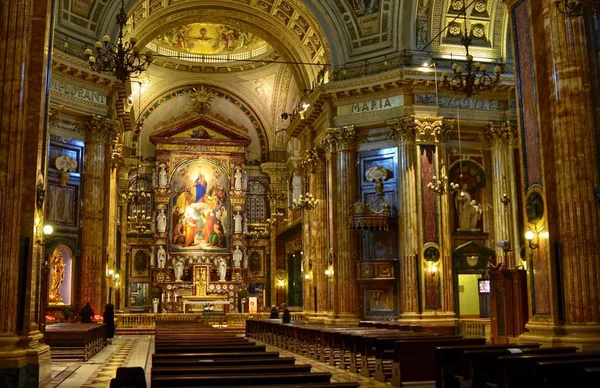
[55, 155, 78, 187]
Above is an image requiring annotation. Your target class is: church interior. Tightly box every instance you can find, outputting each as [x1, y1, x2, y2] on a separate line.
[2, 0, 600, 386]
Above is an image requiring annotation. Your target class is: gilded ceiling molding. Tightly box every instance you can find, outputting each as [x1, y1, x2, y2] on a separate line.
[125, 0, 331, 89]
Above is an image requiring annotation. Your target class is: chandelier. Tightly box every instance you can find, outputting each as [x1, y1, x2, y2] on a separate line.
[556, 0, 600, 16]
[83, 0, 153, 82]
[428, 162, 460, 195]
[292, 193, 319, 211]
[441, 1, 501, 97]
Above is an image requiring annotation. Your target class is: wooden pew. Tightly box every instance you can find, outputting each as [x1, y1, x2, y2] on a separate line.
[496, 350, 600, 388]
[434, 343, 539, 388]
[45, 323, 107, 361]
[151, 363, 313, 378]
[387, 337, 481, 387]
[181, 384, 360, 388]
[152, 356, 297, 368]
[152, 351, 282, 362]
[534, 358, 600, 388]
[151, 372, 335, 387]
[154, 343, 266, 353]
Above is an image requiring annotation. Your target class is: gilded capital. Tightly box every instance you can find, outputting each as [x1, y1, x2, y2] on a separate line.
[80, 115, 119, 144]
[386, 116, 416, 144]
[414, 116, 454, 143]
[296, 146, 325, 174]
[486, 121, 518, 147]
[322, 126, 356, 153]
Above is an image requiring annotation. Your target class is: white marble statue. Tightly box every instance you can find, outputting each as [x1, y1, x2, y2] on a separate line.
[233, 246, 243, 268]
[174, 258, 185, 281]
[157, 246, 166, 269]
[234, 212, 243, 233]
[234, 168, 243, 191]
[156, 209, 167, 233]
[292, 175, 302, 202]
[218, 258, 227, 282]
[469, 200, 483, 228]
[458, 198, 482, 231]
[158, 165, 167, 188]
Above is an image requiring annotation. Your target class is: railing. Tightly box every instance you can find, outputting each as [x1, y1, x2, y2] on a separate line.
[116, 312, 308, 330]
[458, 318, 491, 341]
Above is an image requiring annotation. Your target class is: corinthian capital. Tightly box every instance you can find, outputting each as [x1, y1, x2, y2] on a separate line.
[322, 126, 356, 153]
[414, 116, 455, 143]
[386, 116, 416, 144]
[296, 146, 325, 174]
[80, 115, 119, 144]
[486, 121, 518, 147]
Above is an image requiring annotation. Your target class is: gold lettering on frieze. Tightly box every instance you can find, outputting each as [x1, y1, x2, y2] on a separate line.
[158, 144, 245, 153]
[50, 79, 108, 105]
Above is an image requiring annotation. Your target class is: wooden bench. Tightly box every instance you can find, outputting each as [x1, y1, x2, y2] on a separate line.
[495, 350, 600, 388]
[151, 363, 313, 378]
[151, 372, 335, 387]
[155, 344, 266, 353]
[186, 384, 360, 388]
[152, 356, 297, 368]
[45, 323, 107, 361]
[152, 351, 282, 362]
[434, 343, 539, 388]
[534, 357, 600, 388]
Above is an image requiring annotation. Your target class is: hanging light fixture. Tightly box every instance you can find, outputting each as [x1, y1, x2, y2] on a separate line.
[441, 0, 502, 97]
[555, 0, 600, 17]
[124, 83, 152, 233]
[83, 0, 153, 82]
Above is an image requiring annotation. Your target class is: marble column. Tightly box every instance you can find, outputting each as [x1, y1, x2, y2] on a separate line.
[322, 126, 360, 324]
[387, 118, 420, 318]
[507, 0, 600, 344]
[80, 116, 117, 313]
[486, 122, 520, 268]
[0, 0, 53, 385]
[310, 154, 328, 320]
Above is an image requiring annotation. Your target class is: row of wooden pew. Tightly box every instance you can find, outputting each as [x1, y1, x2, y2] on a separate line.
[246, 319, 600, 388]
[150, 320, 360, 387]
[46, 322, 107, 361]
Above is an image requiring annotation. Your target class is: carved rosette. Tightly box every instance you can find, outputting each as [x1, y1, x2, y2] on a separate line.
[80, 115, 119, 144]
[386, 117, 417, 144]
[322, 126, 356, 153]
[414, 116, 455, 143]
[486, 121, 518, 147]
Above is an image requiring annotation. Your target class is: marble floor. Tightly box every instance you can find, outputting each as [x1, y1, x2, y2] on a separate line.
[45, 335, 434, 387]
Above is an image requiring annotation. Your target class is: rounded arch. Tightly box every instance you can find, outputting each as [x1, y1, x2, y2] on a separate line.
[126, 0, 333, 91]
[139, 83, 270, 161]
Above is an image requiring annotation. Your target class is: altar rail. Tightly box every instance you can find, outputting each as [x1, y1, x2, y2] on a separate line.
[115, 312, 309, 333]
[458, 318, 491, 341]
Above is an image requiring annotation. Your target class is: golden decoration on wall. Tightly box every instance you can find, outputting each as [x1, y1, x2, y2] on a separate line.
[49, 251, 66, 304]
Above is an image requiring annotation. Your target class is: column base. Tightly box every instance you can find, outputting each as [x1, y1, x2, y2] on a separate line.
[0, 332, 52, 388]
[519, 323, 600, 351]
[398, 310, 456, 325]
[323, 313, 361, 326]
[307, 311, 329, 324]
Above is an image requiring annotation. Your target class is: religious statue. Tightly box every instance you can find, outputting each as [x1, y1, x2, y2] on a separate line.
[157, 246, 166, 269]
[49, 251, 65, 304]
[233, 246, 243, 268]
[218, 258, 227, 282]
[234, 212, 243, 233]
[158, 165, 168, 188]
[174, 258, 185, 281]
[457, 195, 483, 231]
[152, 297, 159, 313]
[292, 176, 302, 201]
[156, 209, 167, 233]
[234, 168, 243, 191]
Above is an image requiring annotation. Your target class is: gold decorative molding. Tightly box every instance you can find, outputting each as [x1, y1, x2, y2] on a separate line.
[413, 116, 455, 143]
[157, 144, 246, 153]
[296, 146, 325, 174]
[322, 126, 356, 153]
[386, 117, 417, 144]
[486, 121, 518, 147]
[80, 115, 120, 144]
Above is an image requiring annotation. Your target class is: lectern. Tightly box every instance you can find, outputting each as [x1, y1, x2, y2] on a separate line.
[489, 269, 529, 344]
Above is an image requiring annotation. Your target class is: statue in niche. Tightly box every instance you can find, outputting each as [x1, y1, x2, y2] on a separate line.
[158, 165, 168, 188]
[234, 212, 243, 233]
[234, 168, 243, 191]
[233, 246, 243, 268]
[292, 176, 302, 201]
[174, 258, 185, 281]
[157, 246, 166, 269]
[49, 251, 65, 304]
[458, 197, 483, 231]
[156, 209, 167, 233]
[218, 257, 228, 282]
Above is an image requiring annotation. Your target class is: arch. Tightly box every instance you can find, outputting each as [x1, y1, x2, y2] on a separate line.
[125, 0, 333, 90]
[139, 83, 269, 160]
[47, 244, 75, 306]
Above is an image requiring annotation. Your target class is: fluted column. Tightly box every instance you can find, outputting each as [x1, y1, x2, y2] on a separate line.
[486, 122, 520, 267]
[507, 0, 600, 343]
[322, 126, 360, 324]
[0, 0, 53, 384]
[311, 158, 328, 318]
[387, 118, 420, 317]
[81, 116, 117, 313]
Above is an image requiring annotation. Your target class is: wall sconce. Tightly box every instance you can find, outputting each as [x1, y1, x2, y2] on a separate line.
[525, 230, 539, 249]
[106, 268, 120, 281]
[304, 273, 311, 281]
[427, 262, 439, 277]
[325, 268, 334, 278]
[276, 280, 285, 288]
[36, 223, 53, 245]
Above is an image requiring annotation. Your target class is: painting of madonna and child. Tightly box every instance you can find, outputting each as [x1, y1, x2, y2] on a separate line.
[170, 160, 230, 251]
